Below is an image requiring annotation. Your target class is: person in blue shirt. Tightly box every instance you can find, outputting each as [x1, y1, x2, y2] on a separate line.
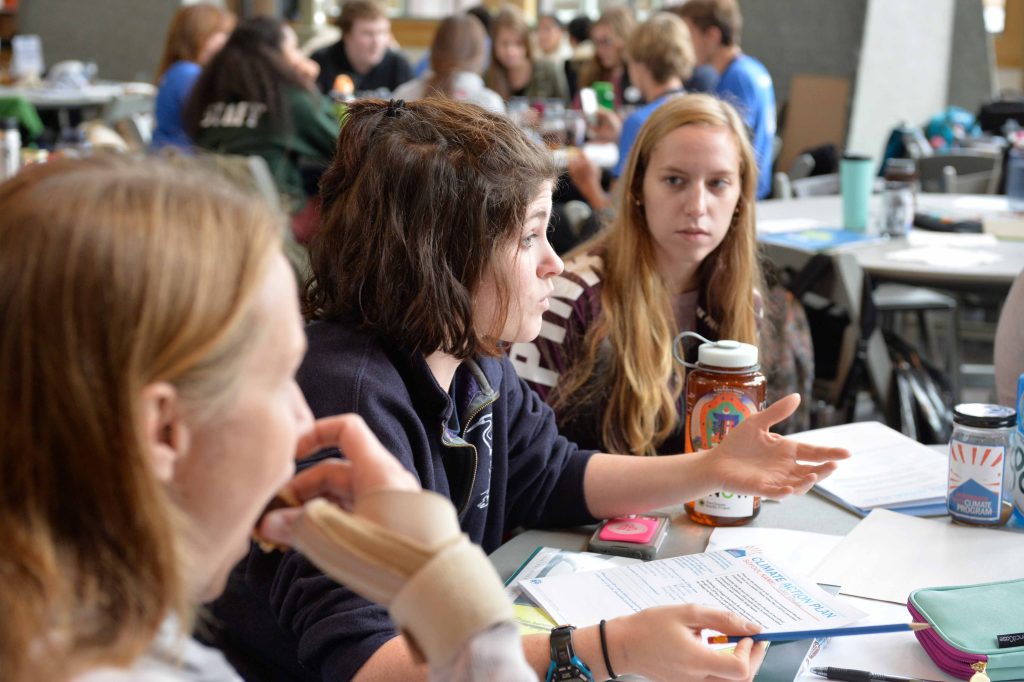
[677, 0, 776, 199]
[568, 12, 695, 213]
[151, 3, 235, 151]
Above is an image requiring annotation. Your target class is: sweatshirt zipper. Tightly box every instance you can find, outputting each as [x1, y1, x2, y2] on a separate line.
[442, 392, 498, 516]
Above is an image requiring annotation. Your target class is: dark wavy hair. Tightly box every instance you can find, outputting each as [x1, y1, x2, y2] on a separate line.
[304, 98, 556, 359]
[183, 15, 310, 136]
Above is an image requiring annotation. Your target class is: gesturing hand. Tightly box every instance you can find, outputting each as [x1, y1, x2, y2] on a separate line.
[709, 394, 849, 498]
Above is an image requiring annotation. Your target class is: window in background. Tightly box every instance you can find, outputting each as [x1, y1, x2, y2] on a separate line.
[984, 0, 1006, 34]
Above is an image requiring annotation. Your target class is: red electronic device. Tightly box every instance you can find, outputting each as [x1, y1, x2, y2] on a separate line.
[587, 513, 670, 560]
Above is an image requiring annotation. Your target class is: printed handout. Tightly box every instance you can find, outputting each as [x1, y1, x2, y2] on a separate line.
[518, 548, 865, 631]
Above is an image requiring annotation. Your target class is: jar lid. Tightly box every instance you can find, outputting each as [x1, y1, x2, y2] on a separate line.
[697, 339, 759, 369]
[953, 403, 1016, 428]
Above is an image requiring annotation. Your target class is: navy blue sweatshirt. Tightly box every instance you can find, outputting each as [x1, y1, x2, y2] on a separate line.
[207, 320, 599, 681]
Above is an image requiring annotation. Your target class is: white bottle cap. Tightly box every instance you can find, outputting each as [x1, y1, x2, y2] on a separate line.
[696, 339, 759, 369]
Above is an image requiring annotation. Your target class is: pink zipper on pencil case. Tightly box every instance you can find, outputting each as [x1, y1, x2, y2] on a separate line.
[908, 601, 988, 680]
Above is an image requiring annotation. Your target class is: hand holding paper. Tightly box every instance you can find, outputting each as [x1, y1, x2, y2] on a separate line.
[709, 394, 850, 498]
[608, 605, 767, 682]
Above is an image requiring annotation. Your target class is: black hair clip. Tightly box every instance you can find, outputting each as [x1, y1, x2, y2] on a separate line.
[385, 99, 406, 118]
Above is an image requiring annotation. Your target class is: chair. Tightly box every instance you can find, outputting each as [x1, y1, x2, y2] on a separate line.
[916, 152, 1001, 194]
[791, 173, 841, 198]
[768, 172, 960, 408]
[873, 284, 959, 401]
[770, 153, 817, 199]
[762, 243, 892, 424]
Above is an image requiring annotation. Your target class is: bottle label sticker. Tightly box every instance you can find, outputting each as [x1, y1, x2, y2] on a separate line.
[688, 388, 758, 450]
[695, 490, 754, 517]
[948, 439, 1005, 523]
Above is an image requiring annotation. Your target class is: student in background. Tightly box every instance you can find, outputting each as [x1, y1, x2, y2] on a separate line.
[568, 12, 695, 213]
[311, 0, 412, 95]
[151, 3, 234, 151]
[575, 6, 635, 110]
[209, 97, 846, 681]
[0, 156, 536, 682]
[394, 14, 504, 114]
[514, 94, 811, 455]
[184, 16, 337, 216]
[676, 0, 776, 199]
[535, 13, 572, 65]
[564, 14, 593, 99]
[485, 6, 568, 102]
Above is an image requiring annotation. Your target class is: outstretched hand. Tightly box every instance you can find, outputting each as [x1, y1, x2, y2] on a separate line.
[708, 394, 849, 498]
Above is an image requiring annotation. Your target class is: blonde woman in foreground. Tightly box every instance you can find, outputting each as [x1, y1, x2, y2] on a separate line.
[0, 157, 531, 682]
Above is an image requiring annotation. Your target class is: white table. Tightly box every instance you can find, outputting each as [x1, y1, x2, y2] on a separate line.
[0, 81, 154, 110]
[756, 194, 1024, 293]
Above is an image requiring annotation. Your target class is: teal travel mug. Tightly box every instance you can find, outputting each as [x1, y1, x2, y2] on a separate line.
[840, 154, 873, 232]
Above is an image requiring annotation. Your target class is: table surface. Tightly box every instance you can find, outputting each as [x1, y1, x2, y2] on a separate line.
[490, 491, 863, 581]
[0, 81, 154, 109]
[756, 193, 1024, 291]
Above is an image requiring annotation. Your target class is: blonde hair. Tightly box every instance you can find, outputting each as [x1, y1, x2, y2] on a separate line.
[578, 5, 635, 89]
[552, 94, 762, 456]
[0, 157, 281, 680]
[485, 5, 533, 100]
[626, 12, 695, 85]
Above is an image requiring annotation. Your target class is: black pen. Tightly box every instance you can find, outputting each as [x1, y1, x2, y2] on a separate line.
[811, 666, 946, 682]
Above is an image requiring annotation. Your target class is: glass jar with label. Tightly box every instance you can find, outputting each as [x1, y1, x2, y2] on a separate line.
[683, 339, 766, 527]
[881, 157, 917, 237]
[948, 403, 1016, 526]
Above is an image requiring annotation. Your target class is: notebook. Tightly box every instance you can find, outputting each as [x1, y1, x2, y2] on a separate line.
[787, 422, 948, 517]
[759, 227, 886, 251]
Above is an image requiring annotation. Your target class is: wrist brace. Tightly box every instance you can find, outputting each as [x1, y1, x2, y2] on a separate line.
[290, 490, 515, 667]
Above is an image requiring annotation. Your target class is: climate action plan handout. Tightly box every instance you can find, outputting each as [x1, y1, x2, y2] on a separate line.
[518, 548, 864, 632]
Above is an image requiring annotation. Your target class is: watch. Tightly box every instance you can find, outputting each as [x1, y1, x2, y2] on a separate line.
[546, 624, 594, 682]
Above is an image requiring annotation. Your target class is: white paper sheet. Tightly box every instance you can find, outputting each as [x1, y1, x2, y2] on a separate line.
[795, 595, 960, 682]
[950, 195, 1009, 212]
[811, 509, 1024, 604]
[504, 547, 640, 635]
[706, 527, 843, 576]
[758, 218, 829, 234]
[885, 245, 1001, 268]
[519, 548, 865, 631]
[788, 422, 947, 510]
[906, 230, 999, 247]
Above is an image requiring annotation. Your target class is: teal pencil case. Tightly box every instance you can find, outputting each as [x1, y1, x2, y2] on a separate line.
[907, 578, 1024, 681]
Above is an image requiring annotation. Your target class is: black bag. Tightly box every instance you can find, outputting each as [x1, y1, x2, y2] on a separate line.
[783, 254, 854, 383]
[883, 329, 954, 445]
[976, 93, 1024, 135]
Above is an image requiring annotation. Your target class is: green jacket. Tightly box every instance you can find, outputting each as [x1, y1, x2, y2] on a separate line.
[195, 87, 338, 208]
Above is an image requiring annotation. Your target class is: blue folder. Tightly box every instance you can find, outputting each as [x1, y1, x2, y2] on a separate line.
[812, 486, 948, 518]
[760, 227, 886, 252]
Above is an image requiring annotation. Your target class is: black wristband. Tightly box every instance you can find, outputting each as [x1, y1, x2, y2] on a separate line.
[599, 619, 618, 680]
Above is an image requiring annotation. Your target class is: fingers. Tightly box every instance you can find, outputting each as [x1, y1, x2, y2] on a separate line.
[794, 441, 851, 463]
[279, 458, 356, 507]
[288, 414, 420, 503]
[294, 414, 382, 461]
[744, 393, 800, 431]
[256, 507, 303, 546]
[700, 637, 755, 680]
[685, 605, 761, 637]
